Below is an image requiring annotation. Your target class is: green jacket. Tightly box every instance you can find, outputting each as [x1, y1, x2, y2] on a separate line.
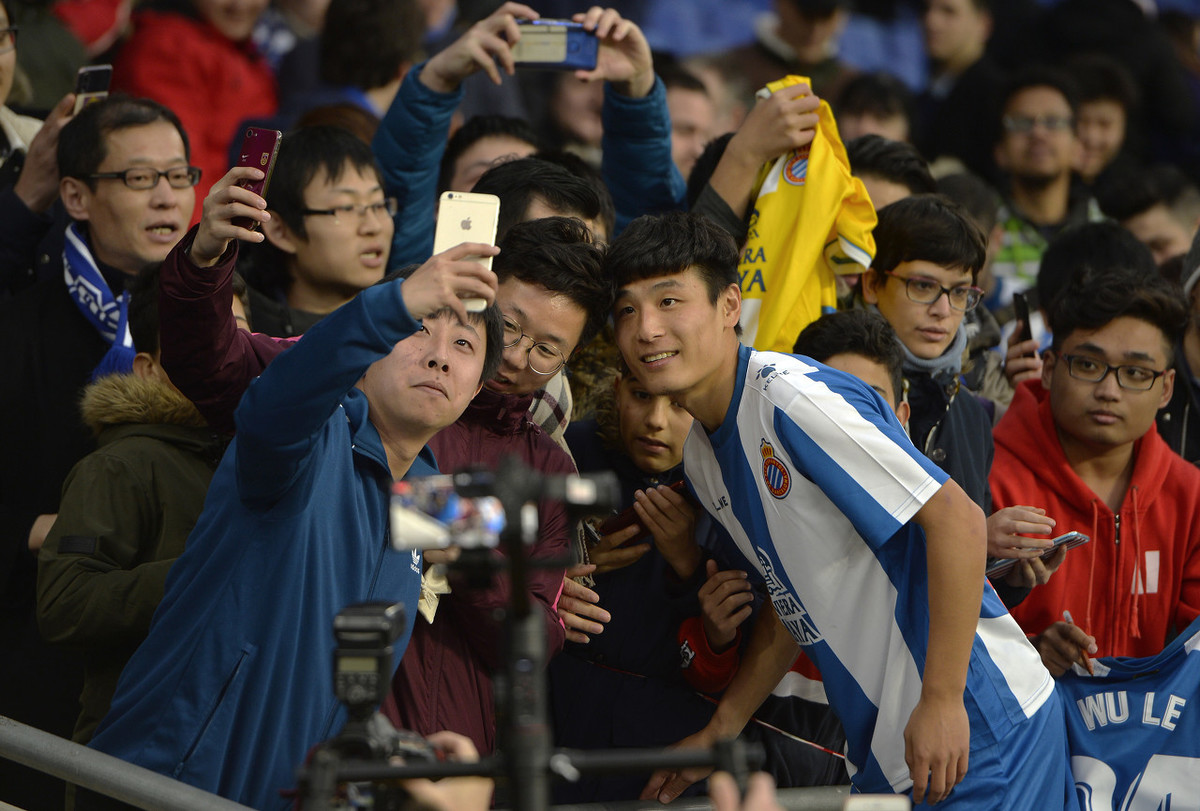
[36, 373, 225, 743]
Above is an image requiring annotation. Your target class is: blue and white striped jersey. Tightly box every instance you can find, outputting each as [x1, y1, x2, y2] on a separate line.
[684, 346, 1053, 793]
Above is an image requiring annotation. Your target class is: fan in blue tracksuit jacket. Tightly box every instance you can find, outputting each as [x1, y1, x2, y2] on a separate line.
[85, 167, 504, 811]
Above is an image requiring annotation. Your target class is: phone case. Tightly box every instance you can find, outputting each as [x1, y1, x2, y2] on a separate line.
[73, 65, 112, 114]
[433, 191, 501, 311]
[985, 532, 1089, 579]
[231, 128, 282, 230]
[512, 20, 598, 71]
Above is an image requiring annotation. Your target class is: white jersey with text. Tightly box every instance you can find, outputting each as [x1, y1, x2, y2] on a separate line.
[683, 346, 1054, 794]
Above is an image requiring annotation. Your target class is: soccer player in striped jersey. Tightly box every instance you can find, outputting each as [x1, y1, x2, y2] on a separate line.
[610, 212, 1078, 809]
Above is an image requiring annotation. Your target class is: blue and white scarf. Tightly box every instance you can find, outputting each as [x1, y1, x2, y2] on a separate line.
[63, 223, 136, 379]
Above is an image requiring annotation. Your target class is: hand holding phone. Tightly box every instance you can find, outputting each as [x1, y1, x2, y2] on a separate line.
[1012, 291, 1033, 346]
[433, 191, 501, 312]
[231, 128, 281, 231]
[986, 531, 1089, 578]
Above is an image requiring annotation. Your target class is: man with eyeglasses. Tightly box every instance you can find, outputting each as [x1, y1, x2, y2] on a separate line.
[0, 94, 198, 809]
[992, 265, 1200, 673]
[241, 125, 396, 337]
[989, 67, 1103, 331]
[385, 215, 613, 755]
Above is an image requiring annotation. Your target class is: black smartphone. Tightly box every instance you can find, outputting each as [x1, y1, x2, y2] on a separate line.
[1012, 291, 1033, 345]
[73, 65, 112, 114]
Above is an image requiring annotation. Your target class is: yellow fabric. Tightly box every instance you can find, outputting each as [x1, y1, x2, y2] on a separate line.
[737, 76, 877, 353]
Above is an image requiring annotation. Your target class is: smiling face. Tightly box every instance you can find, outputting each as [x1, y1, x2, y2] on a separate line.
[1075, 98, 1126, 182]
[864, 259, 971, 360]
[487, 277, 587, 398]
[613, 267, 741, 429]
[1044, 316, 1174, 458]
[615, 372, 693, 474]
[361, 310, 486, 437]
[62, 121, 195, 275]
[276, 162, 393, 312]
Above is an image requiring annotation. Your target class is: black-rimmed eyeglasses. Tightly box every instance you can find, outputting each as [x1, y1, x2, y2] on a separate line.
[84, 166, 202, 190]
[1060, 354, 1166, 391]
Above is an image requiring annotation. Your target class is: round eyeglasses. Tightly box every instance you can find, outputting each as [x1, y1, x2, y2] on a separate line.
[883, 271, 983, 312]
[502, 316, 565, 375]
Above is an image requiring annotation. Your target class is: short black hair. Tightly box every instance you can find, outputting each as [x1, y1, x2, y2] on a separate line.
[59, 95, 190, 186]
[127, 263, 161, 356]
[381, 265, 505, 385]
[787, 0, 846, 17]
[835, 72, 916, 134]
[533, 149, 616, 241]
[995, 66, 1080, 145]
[438, 114, 541, 193]
[937, 172, 1000, 236]
[472, 157, 603, 241]
[494, 217, 611, 349]
[1038, 221, 1158, 317]
[1066, 53, 1138, 113]
[870, 194, 987, 282]
[319, 0, 424, 91]
[1049, 266, 1187, 357]
[793, 310, 905, 407]
[655, 54, 709, 96]
[606, 211, 740, 304]
[1095, 164, 1200, 225]
[846, 134, 937, 196]
[267, 125, 383, 239]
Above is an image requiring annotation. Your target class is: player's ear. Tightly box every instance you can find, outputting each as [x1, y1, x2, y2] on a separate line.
[720, 282, 741, 328]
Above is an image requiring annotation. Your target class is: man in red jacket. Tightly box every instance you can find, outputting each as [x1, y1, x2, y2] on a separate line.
[991, 265, 1200, 675]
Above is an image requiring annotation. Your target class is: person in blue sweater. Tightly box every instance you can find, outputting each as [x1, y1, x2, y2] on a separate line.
[82, 164, 504, 811]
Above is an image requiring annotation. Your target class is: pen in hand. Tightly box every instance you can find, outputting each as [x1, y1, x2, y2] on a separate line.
[1062, 610, 1095, 676]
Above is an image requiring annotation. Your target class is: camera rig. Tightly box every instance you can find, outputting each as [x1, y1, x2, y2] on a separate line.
[297, 455, 763, 810]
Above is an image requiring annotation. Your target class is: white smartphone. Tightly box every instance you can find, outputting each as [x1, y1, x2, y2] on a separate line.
[843, 796, 911, 810]
[432, 191, 501, 312]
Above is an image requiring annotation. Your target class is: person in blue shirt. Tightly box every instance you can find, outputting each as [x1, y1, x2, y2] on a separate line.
[82, 164, 503, 811]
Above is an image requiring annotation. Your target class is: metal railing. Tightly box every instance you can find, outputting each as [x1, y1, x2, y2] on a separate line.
[0, 716, 251, 811]
[1, 715, 851, 811]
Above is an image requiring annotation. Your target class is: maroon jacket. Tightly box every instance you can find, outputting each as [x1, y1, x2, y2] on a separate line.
[158, 228, 294, 433]
[384, 386, 572, 753]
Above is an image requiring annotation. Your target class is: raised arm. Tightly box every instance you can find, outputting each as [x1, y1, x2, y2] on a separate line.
[158, 167, 292, 433]
[584, 7, 686, 233]
[374, 2, 538, 267]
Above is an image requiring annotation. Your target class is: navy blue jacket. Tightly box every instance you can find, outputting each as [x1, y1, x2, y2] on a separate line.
[89, 270, 428, 810]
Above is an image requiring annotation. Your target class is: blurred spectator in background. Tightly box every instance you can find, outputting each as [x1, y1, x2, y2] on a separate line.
[7, 0, 85, 110]
[915, 0, 1000, 181]
[112, 0, 277, 206]
[712, 0, 856, 101]
[989, 67, 1102, 322]
[0, 0, 42, 187]
[657, 56, 716, 181]
[1097, 164, 1200, 268]
[845, 132, 935, 211]
[834, 70, 914, 143]
[439, 113, 540, 192]
[1065, 53, 1138, 187]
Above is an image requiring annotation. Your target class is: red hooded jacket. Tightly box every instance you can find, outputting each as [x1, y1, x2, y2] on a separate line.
[991, 381, 1200, 657]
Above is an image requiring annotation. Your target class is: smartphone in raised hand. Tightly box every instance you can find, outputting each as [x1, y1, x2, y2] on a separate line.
[73, 65, 112, 114]
[510, 20, 598, 71]
[433, 191, 501, 312]
[231, 127, 282, 231]
[1012, 291, 1033, 346]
